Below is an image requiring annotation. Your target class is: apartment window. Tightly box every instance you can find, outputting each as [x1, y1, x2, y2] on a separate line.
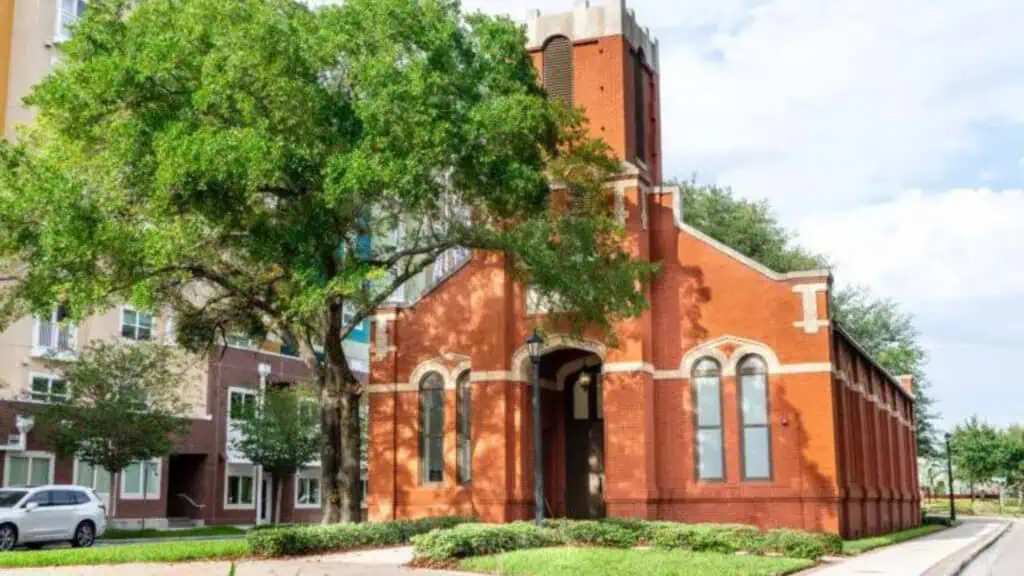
[739, 355, 772, 480]
[225, 335, 255, 349]
[74, 460, 111, 495]
[55, 0, 87, 42]
[121, 459, 160, 499]
[225, 464, 255, 508]
[634, 49, 647, 162]
[419, 372, 445, 484]
[295, 468, 321, 508]
[121, 308, 154, 341]
[34, 306, 76, 355]
[542, 36, 574, 104]
[693, 358, 724, 481]
[30, 374, 68, 404]
[229, 389, 257, 420]
[4, 452, 53, 487]
[456, 371, 472, 484]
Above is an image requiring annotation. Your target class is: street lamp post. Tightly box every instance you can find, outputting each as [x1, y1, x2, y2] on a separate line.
[527, 330, 545, 525]
[255, 363, 271, 526]
[945, 432, 956, 522]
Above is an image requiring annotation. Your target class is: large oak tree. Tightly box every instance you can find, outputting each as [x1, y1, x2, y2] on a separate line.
[0, 0, 654, 522]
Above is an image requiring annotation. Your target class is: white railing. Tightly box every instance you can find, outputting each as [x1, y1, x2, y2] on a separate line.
[430, 246, 471, 287]
[35, 318, 77, 358]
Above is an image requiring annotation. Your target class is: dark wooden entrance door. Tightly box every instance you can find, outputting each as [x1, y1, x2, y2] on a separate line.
[564, 368, 605, 519]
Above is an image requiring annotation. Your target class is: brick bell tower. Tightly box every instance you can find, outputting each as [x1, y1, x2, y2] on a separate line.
[526, 0, 662, 186]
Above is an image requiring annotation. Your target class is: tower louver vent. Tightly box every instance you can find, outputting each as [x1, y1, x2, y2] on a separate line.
[543, 36, 574, 105]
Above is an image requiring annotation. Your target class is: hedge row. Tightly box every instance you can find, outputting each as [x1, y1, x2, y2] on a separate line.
[247, 516, 470, 557]
[413, 519, 842, 561]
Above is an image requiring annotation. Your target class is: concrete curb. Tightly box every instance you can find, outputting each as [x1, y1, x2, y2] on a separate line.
[96, 534, 247, 547]
[929, 520, 1013, 576]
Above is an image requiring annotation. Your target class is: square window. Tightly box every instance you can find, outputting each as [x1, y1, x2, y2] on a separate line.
[697, 429, 723, 481]
[743, 428, 772, 480]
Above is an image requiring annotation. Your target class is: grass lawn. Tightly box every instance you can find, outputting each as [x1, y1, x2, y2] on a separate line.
[0, 540, 250, 568]
[102, 525, 247, 540]
[461, 547, 813, 576]
[842, 524, 947, 555]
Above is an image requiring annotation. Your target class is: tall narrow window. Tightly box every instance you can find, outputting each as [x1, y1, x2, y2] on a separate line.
[456, 371, 472, 484]
[419, 372, 445, 484]
[739, 355, 772, 480]
[634, 49, 646, 162]
[543, 36, 574, 104]
[693, 359, 724, 481]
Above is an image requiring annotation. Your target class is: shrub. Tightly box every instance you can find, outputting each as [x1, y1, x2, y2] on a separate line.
[549, 520, 638, 549]
[247, 516, 470, 557]
[757, 529, 841, 560]
[652, 523, 761, 554]
[412, 522, 563, 561]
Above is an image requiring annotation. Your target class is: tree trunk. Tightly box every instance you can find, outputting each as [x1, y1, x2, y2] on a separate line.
[320, 302, 363, 524]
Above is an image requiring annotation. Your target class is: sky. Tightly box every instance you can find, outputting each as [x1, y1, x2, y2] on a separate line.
[462, 0, 1024, 432]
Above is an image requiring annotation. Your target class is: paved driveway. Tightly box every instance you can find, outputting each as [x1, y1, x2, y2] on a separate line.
[0, 547, 467, 576]
[959, 519, 1024, 576]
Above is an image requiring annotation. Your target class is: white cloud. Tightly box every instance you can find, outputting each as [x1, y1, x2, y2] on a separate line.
[799, 188, 1024, 306]
[662, 0, 1024, 219]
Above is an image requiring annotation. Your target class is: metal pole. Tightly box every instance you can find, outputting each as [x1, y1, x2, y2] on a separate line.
[532, 358, 544, 525]
[946, 433, 956, 522]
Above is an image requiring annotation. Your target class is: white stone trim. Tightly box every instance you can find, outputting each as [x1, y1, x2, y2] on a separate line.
[526, 0, 660, 72]
[510, 334, 607, 383]
[680, 335, 782, 377]
[649, 186, 830, 282]
[603, 361, 655, 374]
[792, 283, 829, 334]
[366, 382, 418, 394]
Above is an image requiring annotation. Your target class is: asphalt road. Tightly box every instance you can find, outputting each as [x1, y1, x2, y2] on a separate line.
[960, 519, 1024, 576]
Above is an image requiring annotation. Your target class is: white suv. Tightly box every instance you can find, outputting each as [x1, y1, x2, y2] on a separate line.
[0, 485, 107, 550]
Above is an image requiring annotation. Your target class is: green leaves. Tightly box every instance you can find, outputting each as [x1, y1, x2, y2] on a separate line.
[231, 387, 321, 476]
[35, 341, 192, 475]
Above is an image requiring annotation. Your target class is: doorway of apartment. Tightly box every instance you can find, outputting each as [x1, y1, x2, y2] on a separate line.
[166, 454, 206, 520]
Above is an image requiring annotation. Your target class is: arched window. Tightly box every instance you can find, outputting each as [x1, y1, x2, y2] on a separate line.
[419, 372, 445, 484]
[693, 358, 724, 481]
[456, 371, 472, 484]
[634, 49, 646, 162]
[739, 355, 772, 480]
[543, 36, 574, 104]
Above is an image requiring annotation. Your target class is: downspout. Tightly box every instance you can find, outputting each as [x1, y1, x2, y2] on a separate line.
[391, 312, 399, 521]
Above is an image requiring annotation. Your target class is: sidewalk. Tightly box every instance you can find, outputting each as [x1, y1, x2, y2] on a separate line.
[809, 518, 1007, 576]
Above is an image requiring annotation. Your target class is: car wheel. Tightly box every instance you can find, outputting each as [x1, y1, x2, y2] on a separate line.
[0, 524, 17, 552]
[71, 521, 95, 548]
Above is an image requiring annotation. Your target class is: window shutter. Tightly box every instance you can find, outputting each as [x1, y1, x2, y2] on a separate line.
[543, 36, 574, 105]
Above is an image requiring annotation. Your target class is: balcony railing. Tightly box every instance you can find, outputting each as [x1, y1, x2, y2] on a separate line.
[34, 319, 77, 358]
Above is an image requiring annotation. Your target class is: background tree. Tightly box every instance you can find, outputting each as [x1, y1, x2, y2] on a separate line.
[999, 425, 1024, 500]
[0, 0, 655, 522]
[950, 416, 1003, 502]
[674, 178, 940, 456]
[233, 386, 321, 524]
[36, 341, 191, 518]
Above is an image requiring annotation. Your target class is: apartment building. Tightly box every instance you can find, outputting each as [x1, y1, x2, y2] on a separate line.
[0, 0, 371, 527]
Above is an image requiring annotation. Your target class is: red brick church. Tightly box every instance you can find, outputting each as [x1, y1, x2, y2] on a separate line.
[366, 0, 920, 539]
